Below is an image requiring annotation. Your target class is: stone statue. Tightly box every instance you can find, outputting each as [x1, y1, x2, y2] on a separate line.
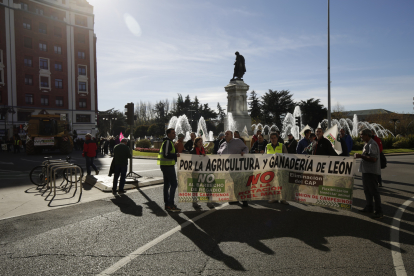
[231, 51, 246, 81]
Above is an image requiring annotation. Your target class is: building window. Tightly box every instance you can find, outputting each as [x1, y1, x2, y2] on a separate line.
[40, 77, 49, 88]
[55, 79, 63, 89]
[39, 22, 47, 34]
[79, 98, 87, 108]
[18, 112, 32, 121]
[40, 58, 48, 69]
[56, 96, 63, 107]
[36, 8, 44, 15]
[21, 3, 29, 10]
[54, 26, 62, 37]
[54, 46, 62, 54]
[39, 43, 47, 52]
[78, 65, 86, 75]
[23, 18, 31, 30]
[76, 114, 90, 123]
[79, 82, 86, 92]
[75, 15, 87, 26]
[25, 94, 34, 105]
[77, 33, 85, 43]
[50, 14, 58, 20]
[55, 62, 63, 71]
[78, 51, 85, 59]
[25, 74, 33, 85]
[41, 95, 49, 106]
[24, 37, 32, 48]
[24, 56, 33, 67]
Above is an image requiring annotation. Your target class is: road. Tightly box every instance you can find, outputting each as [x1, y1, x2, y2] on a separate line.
[0, 152, 413, 276]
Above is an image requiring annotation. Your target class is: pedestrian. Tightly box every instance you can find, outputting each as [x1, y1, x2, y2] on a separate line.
[275, 131, 284, 144]
[109, 137, 115, 155]
[250, 129, 262, 148]
[340, 128, 353, 156]
[285, 133, 298, 154]
[355, 129, 383, 219]
[297, 129, 312, 154]
[104, 138, 109, 155]
[338, 134, 349, 157]
[234, 131, 245, 143]
[13, 135, 21, 154]
[83, 133, 99, 176]
[174, 133, 185, 153]
[266, 132, 289, 205]
[100, 138, 105, 155]
[158, 128, 181, 212]
[110, 138, 131, 195]
[217, 130, 249, 207]
[94, 137, 100, 158]
[371, 130, 384, 187]
[184, 132, 196, 152]
[213, 133, 225, 154]
[189, 137, 206, 209]
[250, 134, 268, 153]
[313, 128, 338, 156]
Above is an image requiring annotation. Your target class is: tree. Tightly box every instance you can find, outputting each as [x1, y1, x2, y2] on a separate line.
[299, 98, 327, 129]
[217, 102, 225, 123]
[148, 123, 166, 137]
[134, 125, 149, 138]
[260, 89, 295, 127]
[248, 90, 262, 123]
[332, 102, 345, 120]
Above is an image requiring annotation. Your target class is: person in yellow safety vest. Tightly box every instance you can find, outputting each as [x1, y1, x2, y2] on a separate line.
[157, 128, 181, 212]
[13, 135, 21, 154]
[266, 132, 289, 205]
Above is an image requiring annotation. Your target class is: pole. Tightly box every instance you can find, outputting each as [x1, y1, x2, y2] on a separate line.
[129, 137, 133, 173]
[327, 0, 332, 128]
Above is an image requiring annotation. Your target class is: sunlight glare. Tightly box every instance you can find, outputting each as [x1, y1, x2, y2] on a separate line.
[124, 13, 142, 37]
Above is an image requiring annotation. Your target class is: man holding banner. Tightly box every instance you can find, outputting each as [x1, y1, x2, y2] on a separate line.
[314, 128, 338, 156]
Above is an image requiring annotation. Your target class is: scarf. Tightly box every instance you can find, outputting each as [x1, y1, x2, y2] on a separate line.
[195, 146, 205, 155]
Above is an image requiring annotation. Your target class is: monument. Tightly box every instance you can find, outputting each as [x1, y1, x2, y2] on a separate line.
[224, 52, 252, 134]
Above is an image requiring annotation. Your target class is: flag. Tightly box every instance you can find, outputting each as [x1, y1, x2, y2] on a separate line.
[120, 132, 124, 141]
[323, 125, 342, 155]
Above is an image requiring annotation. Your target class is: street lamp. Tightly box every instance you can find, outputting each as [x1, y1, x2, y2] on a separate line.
[103, 116, 117, 135]
[390, 119, 399, 136]
[188, 110, 196, 130]
[327, 0, 332, 128]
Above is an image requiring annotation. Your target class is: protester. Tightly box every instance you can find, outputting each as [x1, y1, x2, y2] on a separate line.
[313, 128, 338, 156]
[13, 135, 21, 154]
[338, 134, 349, 157]
[218, 130, 249, 207]
[285, 133, 297, 154]
[250, 129, 262, 147]
[100, 138, 105, 155]
[104, 138, 109, 155]
[190, 137, 206, 209]
[109, 137, 115, 155]
[250, 134, 268, 153]
[158, 128, 181, 212]
[213, 133, 225, 154]
[371, 130, 384, 187]
[297, 129, 311, 154]
[265, 133, 289, 205]
[234, 131, 245, 143]
[174, 133, 185, 153]
[310, 133, 316, 142]
[110, 138, 131, 195]
[93, 137, 100, 158]
[83, 133, 99, 176]
[355, 129, 383, 219]
[340, 128, 353, 156]
[184, 132, 196, 152]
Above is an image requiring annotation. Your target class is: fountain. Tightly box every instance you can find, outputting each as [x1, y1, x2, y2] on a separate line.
[226, 113, 238, 132]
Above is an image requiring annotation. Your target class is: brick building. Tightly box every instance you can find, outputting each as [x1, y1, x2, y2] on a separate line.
[0, 0, 97, 140]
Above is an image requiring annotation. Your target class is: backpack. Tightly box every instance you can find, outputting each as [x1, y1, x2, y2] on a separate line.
[380, 152, 387, 169]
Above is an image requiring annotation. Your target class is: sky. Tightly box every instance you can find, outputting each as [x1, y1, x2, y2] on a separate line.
[88, 0, 414, 115]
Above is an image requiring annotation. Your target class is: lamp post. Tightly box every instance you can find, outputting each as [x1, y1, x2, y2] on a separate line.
[188, 110, 196, 131]
[390, 119, 399, 136]
[103, 116, 117, 135]
[327, 0, 332, 128]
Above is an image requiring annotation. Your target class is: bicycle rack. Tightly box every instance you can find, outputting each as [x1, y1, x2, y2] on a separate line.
[44, 163, 83, 206]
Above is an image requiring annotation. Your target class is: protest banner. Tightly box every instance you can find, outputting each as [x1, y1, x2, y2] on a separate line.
[177, 153, 356, 211]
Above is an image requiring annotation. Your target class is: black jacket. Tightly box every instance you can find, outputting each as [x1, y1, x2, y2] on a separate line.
[250, 140, 268, 153]
[339, 136, 349, 156]
[160, 137, 177, 167]
[285, 138, 298, 154]
[314, 137, 338, 156]
[213, 138, 225, 154]
[184, 140, 194, 152]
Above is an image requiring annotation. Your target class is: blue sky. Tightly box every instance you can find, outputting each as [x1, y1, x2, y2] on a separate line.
[88, 0, 414, 114]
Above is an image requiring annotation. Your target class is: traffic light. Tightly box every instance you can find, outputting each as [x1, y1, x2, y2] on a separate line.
[295, 116, 301, 127]
[125, 102, 134, 125]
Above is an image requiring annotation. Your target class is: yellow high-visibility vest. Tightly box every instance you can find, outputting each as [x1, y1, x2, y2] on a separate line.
[157, 140, 176, 165]
[266, 143, 283, 154]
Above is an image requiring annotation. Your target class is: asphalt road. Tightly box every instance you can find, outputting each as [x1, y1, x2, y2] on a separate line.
[0, 153, 413, 276]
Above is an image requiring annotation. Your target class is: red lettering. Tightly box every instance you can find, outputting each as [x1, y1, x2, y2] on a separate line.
[246, 173, 261, 186]
[260, 171, 275, 183]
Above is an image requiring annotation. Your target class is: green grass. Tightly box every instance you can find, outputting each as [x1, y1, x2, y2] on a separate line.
[133, 151, 158, 157]
[350, 148, 414, 155]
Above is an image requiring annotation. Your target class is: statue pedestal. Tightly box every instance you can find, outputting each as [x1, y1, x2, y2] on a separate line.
[224, 79, 252, 135]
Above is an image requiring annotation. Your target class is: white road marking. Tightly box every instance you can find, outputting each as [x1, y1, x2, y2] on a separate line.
[97, 203, 229, 275]
[0, 162, 14, 165]
[390, 195, 414, 276]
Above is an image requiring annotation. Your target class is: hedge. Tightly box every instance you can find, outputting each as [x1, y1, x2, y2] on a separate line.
[351, 135, 414, 150]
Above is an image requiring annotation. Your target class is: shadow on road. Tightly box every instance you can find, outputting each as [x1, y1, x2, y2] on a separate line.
[110, 194, 142, 216]
[168, 203, 414, 271]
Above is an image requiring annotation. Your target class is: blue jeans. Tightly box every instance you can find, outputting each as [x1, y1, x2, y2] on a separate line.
[85, 157, 98, 175]
[113, 165, 128, 191]
[161, 166, 177, 207]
